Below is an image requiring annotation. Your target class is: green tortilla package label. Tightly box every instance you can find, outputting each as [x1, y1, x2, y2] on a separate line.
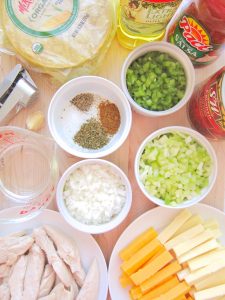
[0, 0, 117, 81]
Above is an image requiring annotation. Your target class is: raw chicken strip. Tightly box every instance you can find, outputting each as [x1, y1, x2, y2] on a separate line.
[40, 283, 75, 300]
[39, 295, 56, 300]
[77, 259, 99, 300]
[0, 264, 10, 278]
[0, 235, 32, 248]
[0, 281, 10, 300]
[8, 255, 28, 300]
[23, 244, 45, 300]
[9, 231, 27, 238]
[54, 275, 61, 287]
[44, 225, 86, 286]
[63, 285, 76, 300]
[0, 231, 26, 240]
[39, 264, 56, 297]
[33, 227, 78, 292]
[0, 235, 34, 265]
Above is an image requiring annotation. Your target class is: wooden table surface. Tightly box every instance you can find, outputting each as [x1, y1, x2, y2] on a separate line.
[1, 35, 225, 298]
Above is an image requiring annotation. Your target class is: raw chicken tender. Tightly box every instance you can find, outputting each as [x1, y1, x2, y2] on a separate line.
[23, 244, 45, 300]
[0, 280, 10, 300]
[8, 255, 28, 300]
[39, 283, 75, 300]
[33, 227, 78, 294]
[44, 225, 86, 286]
[77, 259, 99, 300]
[0, 264, 10, 278]
[0, 235, 34, 265]
[39, 264, 56, 297]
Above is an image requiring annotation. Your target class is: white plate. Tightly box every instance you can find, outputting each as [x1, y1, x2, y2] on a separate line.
[108, 203, 225, 300]
[0, 208, 108, 300]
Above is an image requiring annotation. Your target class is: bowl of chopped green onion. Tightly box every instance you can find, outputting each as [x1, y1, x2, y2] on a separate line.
[135, 126, 217, 208]
[121, 42, 195, 116]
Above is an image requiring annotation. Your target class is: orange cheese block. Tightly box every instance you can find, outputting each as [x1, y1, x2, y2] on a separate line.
[130, 286, 143, 300]
[145, 246, 166, 264]
[121, 239, 162, 276]
[119, 228, 158, 261]
[140, 276, 179, 300]
[175, 296, 187, 300]
[131, 250, 174, 286]
[186, 297, 194, 300]
[120, 272, 133, 288]
[152, 281, 190, 300]
[141, 260, 182, 294]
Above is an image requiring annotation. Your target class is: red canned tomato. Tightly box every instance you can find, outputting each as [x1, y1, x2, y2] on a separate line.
[188, 67, 225, 140]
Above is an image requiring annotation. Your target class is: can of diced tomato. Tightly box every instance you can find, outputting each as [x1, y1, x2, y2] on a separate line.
[188, 67, 225, 140]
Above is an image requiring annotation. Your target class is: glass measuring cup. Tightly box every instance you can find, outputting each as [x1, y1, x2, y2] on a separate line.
[0, 126, 59, 223]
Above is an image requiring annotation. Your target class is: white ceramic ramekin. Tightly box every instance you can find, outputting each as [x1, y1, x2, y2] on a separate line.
[121, 42, 195, 117]
[135, 126, 217, 208]
[48, 76, 132, 158]
[57, 159, 132, 234]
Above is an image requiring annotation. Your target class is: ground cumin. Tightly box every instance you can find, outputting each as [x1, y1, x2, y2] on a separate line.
[99, 101, 121, 134]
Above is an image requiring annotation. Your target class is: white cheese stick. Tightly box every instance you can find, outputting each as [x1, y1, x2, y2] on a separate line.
[204, 219, 219, 231]
[173, 214, 203, 237]
[185, 259, 225, 285]
[177, 268, 190, 281]
[194, 283, 225, 300]
[210, 229, 222, 239]
[195, 268, 225, 291]
[174, 230, 214, 257]
[178, 239, 220, 264]
[188, 249, 225, 272]
[165, 224, 204, 250]
[158, 209, 192, 244]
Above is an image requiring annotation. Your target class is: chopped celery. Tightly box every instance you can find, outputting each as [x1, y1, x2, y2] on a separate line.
[139, 132, 212, 205]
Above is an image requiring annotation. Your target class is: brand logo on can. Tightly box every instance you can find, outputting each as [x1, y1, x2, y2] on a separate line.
[179, 16, 212, 52]
[208, 77, 225, 129]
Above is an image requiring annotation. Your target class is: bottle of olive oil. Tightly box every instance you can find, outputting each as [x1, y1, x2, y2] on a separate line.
[118, 0, 183, 49]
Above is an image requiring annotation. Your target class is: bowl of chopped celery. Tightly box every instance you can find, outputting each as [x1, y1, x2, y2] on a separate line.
[121, 42, 195, 117]
[135, 126, 217, 208]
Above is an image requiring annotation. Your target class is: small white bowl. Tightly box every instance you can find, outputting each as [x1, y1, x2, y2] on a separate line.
[57, 159, 132, 234]
[48, 76, 132, 158]
[135, 126, 217, 208]
[121, 42, 195, 117]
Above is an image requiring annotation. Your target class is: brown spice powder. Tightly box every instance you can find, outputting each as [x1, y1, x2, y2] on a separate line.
[99, 101, 121, 134]
[71, 93, 94, 111]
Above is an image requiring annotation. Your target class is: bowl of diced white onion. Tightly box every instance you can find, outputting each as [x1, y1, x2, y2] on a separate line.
[57, 159, 132, 234]
[135, 126, 217, 208]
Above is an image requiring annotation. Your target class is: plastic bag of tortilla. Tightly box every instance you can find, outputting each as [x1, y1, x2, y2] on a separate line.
[0, 0, 118, 83]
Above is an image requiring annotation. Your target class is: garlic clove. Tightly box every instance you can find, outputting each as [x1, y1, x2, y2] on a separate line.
[26, 110, 45, 131]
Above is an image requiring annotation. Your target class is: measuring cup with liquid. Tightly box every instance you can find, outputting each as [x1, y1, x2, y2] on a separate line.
[0, 126, 59, 223]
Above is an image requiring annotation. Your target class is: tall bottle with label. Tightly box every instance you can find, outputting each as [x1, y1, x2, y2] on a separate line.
[117, 0, 183, 49]
[167, 0, 225, 66]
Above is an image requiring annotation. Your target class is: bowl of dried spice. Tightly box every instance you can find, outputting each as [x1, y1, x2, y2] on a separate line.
[48, 76, 132, 158]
